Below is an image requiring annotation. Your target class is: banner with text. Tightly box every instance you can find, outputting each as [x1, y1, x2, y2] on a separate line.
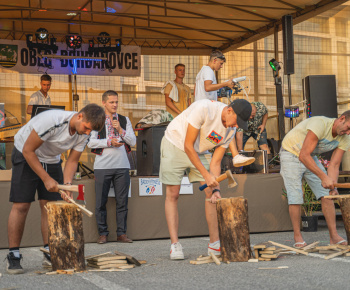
[0, 39, 141, 76]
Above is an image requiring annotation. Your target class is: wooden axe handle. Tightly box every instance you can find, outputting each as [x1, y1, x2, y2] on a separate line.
[335, 183, 350, 189]
[199, 172, 228, 191]
[58, 190, 93, 217]
[324, 194, 350, 199]
[58, 184, 79, 192]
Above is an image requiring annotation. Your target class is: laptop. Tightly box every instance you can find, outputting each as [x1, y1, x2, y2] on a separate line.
[31, 105, 65, 118]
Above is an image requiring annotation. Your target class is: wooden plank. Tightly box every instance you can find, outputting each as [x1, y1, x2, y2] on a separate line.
[115, 251, 142, 266]
[248, 259, 259, 263]
[258, 257, 271, 261]
[325, 249, 350, 260]
[315, 245, 339, 250]
[87, 260, 128, 266]
[253, 244, 267, 250]
[268, 241, 308, 256]
[302, 241, 320, 250]
[89, 255, 127, 262]
[210, 253, 221, 265]
[254, 249, 259, 259]
[85, 252, 112, 260]
[260, 254, 279, 259]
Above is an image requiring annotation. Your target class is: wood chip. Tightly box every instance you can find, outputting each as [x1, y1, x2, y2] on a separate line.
[138, 260, 147, 264]
[116, 265, 135, 269]
[85, 252, 112, 260]
[209, 253, 221, 265]
[268, 241, 308, 256]
[325, 249, 350, 260]
[259, 266, 288, 270]
[40, 247, 50, 254]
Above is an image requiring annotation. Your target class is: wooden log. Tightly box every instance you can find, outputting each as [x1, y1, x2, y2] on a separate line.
[47, 201, 86, 271]
[339, 198, 350, 245]
[216, 197, 251, 262]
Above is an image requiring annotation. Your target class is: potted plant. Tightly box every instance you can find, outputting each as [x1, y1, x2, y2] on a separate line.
[301, 181, 321, 232]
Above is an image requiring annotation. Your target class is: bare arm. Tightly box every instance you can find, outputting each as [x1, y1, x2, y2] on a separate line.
[233, 132, 243, 152]
[327, 148, 345, 195]
[184, 124, 218, 188]
[22, 130, 58, 192]
[27, 105, 33, 115]
[204, 80, 233, 92]
[165, 94, 181, 115]
[299, 131, 334, 189]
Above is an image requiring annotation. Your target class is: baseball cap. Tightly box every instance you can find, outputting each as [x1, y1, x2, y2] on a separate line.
[230, 99, 252, 131]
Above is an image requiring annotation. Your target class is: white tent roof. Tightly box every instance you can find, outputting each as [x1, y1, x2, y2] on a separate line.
[0, 0, 348, 54]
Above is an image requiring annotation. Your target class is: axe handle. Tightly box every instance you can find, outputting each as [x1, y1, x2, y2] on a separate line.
[199, 173, 228, 191]
[58, 190, 93, 217]
[58, 184, 79, 192]
[334, 183, 350, 189]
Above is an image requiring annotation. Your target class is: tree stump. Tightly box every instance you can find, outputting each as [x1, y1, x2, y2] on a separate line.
[216, 197, 251, 262]
[339, 198, 350, 245]
[46, 201, 86, 271]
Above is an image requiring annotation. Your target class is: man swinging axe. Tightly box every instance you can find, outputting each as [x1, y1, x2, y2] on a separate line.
[6, 104, 105, 274]
[159, 98, 252, 260]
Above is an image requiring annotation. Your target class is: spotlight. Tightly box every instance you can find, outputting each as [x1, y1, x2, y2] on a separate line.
[97, 32, 111, 45]
[35, 28, 49, 41]
[26, 34, 33, 46]
[269, 58, 281, 72]
[66, 35, 82, 49]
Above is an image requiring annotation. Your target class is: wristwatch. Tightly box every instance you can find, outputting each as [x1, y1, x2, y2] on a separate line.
[212, 189, 221, 194]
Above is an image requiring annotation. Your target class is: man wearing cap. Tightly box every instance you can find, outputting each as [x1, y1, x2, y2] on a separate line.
[194, 50, 234, 102]
[159, 98, 252, 260]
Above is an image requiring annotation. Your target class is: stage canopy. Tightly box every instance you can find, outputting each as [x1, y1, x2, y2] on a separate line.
[0, 0, 348, 55]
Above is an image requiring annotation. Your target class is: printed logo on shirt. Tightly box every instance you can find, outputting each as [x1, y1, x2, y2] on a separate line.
[206, 130, 223, 145]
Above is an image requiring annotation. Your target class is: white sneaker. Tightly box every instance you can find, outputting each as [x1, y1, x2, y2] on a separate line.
[170, 242, 184, 260]
[208, 242, 221, 256]
[232, 154, 255, 167]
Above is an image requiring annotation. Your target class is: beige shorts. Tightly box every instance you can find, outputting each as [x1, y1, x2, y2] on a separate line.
[159, 137, 211, 185]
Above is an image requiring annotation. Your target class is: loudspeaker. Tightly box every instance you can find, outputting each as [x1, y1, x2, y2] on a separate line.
[136, 126, 167, 176]
[282, 15, 294, 75]
[303, 75, 338, 118]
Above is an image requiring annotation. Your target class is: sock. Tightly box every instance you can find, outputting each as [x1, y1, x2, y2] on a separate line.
[209, 240, 220, 247]
[9, 247, 20, 258]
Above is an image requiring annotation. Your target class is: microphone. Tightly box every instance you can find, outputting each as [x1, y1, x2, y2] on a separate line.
[232, 76, 246, 83]
[112, 116, 118, 136]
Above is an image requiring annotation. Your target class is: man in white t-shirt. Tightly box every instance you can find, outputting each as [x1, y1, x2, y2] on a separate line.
[88, 90, 136, 245]
[6, 104, 105, 275]
[194, 50, 234, 102]
[27, 74, 52, 116]
[159, 99, 252, 260]
[280, 113, 350, 248]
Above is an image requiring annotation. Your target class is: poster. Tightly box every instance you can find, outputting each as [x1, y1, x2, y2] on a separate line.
[139, 178, 162, 196]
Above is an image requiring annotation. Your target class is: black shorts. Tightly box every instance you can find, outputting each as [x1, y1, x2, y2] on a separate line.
[9, 147, 63, 203]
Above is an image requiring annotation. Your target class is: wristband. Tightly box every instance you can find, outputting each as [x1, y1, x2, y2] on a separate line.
[212, 189, 220, 194]
[65, 182, 72, 185]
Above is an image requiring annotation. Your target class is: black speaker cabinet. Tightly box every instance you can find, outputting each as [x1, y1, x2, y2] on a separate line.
[303, 75, 338, 118]
[282, 15, 295, 75]
[136, 126, 166, 176]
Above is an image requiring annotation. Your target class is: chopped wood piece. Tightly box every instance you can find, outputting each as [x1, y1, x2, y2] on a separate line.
[259, 250, 276, 255]
[258, 257, 271, 261]
[117, 265, 136, 269]
[85, 252, 112, 260]
[260, 254, 279, 259]
[40, 247, 50, 254]
[264, 246, 276, 251]
[190, 257, 222, 265]
[115, 251, 142, 266]
[302, 241, 320, 250]
[319, 250, 340, 254]
[210, 253, 221, 265]
[253, 244, 267, 250]
[336, 245, 350, 250]
[196, 256, 215, 261]
[268, 241, 308, 256]
[138, 260, 147, 264]
[88, 269, 127, 272]
[325, 249, 350, 260]
[259, 266, 288, 270]
[88, 255, 126, 262]
[46, 271, 59, 275]
[315, 245, 339, 250]
[254, 249, 259, 259]
[248, 259, 259, 263]
[87, 260, 128, 266]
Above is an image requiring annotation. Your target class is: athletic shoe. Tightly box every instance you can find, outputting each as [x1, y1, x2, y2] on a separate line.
[6, 252, 24, 274]
[232, 154, 255, 167]
[42, 252, 52, 268]
[208, 242, 221, 256]
[170, 242, 184, 260]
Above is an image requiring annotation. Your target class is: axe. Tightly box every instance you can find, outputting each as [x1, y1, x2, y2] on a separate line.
[199, 170, 237, 191]
[57, 184, 93, 217]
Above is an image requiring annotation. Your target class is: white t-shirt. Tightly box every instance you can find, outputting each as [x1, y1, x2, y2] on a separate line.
[164, 99, 236, 154]
[14, 110, 89, 164]
[28, 90, 51, 106]
[195, 66, 217, 101]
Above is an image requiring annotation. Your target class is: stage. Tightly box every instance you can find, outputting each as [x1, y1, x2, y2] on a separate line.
[0, 173, 292, 249]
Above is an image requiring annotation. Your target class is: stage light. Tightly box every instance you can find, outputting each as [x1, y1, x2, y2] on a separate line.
[269, 58, 281, 72]
[66, 35, 82, 49]
[97, 32, 111, 45]
[26, 34, 33, 46]
[35, 28, 49, 41]
[116, 39, 121, 53]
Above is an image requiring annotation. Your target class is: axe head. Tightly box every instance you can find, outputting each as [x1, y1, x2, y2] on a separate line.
[225, 170, 237, 188]
[76, 184, 86, 205]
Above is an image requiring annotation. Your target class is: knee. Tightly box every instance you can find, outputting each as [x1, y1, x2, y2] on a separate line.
[166, 191, 180, 202]
[12, 203, 30, 216]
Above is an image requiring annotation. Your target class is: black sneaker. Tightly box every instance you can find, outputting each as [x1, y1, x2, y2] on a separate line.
[42, 252, 52, 268]
[6, 252, 24, 274]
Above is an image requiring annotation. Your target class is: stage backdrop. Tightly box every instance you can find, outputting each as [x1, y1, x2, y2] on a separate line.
[0, 39, 141, 76]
